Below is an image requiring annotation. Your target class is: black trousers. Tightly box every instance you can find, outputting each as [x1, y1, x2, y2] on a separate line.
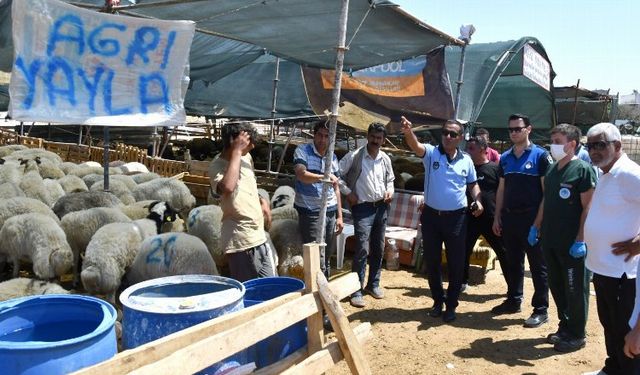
[501, 210, 549, 313]
[421, 207, 467, 310]
[464, 214, 508, 285]
[593, 273, 640, 375]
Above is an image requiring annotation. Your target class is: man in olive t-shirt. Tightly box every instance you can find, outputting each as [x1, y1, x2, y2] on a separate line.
[539, 124, 596, 353]
[209, 123, 276, 282]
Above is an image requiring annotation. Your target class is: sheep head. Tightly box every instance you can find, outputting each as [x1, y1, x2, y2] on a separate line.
[147, 201, 178, 234]
[81, 262, 120, 296]
[50, 247, 73, 277]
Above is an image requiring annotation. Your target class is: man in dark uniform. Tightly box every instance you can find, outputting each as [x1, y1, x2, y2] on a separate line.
[492, 113, 551, 328]
[539, 124, 596, 352]
[463, 136, 508, 292]
[401, 116, 483, 323]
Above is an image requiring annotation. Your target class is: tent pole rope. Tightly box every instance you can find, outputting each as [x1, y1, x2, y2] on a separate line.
[316, 0, 350, 249]
[267, 57, 281, 173]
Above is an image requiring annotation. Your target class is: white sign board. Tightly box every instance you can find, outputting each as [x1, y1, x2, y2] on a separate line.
[9, 0, 195, 126]
[522, 44, 551, 92]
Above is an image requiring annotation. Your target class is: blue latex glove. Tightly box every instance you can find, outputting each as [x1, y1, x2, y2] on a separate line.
[570, 241, 587, 258]
[527, 226, 539, 246]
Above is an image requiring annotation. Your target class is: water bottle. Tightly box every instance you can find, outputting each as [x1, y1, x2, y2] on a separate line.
[385, 239, 400, 270]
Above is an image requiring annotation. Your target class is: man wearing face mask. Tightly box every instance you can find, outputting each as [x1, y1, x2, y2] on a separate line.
[583, 123, 640, 375]
[537, 124, 596, 353]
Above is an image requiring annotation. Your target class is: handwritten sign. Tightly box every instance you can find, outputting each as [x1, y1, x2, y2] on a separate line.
[522, 44, 551, 92]
[9, 0, 195, 126]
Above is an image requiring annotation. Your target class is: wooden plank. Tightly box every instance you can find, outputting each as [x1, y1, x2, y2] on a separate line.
[256, 322, 372, 375]
[317, 272, 371, 375]
[304, 243, 325, 355]
[279, 322, 372, 375]
[74, 273, 359, 375]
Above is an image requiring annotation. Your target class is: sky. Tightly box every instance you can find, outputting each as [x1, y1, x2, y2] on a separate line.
[393, 0, 638, 95]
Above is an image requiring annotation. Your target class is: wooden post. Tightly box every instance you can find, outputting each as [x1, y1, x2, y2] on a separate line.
[304, 243, 325, 354]
[317, 271, 371, 375]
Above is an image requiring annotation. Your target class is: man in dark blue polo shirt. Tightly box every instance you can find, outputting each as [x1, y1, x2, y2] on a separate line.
[492, 113, 552, 328]
[401, 116, 483, 323]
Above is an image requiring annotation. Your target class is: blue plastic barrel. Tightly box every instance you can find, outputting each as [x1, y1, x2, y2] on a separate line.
[120, 275, 246, 374]
[243, 277, 307, 368]
[0, 294, 117, 375]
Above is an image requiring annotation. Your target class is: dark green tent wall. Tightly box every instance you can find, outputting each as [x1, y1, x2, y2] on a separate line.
[445, 37, 556, 142]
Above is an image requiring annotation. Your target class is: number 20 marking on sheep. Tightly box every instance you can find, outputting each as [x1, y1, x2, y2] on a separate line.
[146, 235, 177, 267]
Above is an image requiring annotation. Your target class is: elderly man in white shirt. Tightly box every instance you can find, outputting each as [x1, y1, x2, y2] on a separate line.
[584, 122, 640, 375]
[340, 122, 395, 308]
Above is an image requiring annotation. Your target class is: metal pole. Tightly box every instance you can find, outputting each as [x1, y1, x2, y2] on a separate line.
[571, 79, 580, 125]
[19, 122, 23, 136]
[454, 42, 468, 120]
[152, 126, 158, 157]
[600, 89, 611, 122]
[103, 126, 110, 191]
[316, 0, 350, 247]
[267, 57, 281, 173]
[78, 126, 83, 145]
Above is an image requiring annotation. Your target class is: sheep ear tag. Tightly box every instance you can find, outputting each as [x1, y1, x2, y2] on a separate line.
[166, 216, 173, 222]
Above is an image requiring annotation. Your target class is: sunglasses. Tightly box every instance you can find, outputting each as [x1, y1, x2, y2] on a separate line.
[441, 130, 460, 138]
[586, 141, 614, 151]
[508, 126, 527, 133]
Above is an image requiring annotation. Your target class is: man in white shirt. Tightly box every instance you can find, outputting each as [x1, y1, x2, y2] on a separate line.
[340, 122, 395, 308]
[584, 122, 640, 375]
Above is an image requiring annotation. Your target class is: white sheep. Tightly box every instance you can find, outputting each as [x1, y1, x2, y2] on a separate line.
[60, 207, 132, 285]
[70, 164, 103, 178]
[125, 232, 218, 285]
[121, 162, 149, 175]
[82, 173, 103, 189]
[52, 190, 122, 219]
[132, 177, 196, 214]
[257, 188, 270, 203]
[186, 204, 224, 267]
[131, 172, 161, 184]
[270, 205, 298, 222]
[0, 182, 25, 199]
[268, 219, 304, 267]
[59, 161, 80, 175]
[81, 201, 178, 302]
[0, 213, 73, 279]
[90, 179, 136, 205]
[279, 255, 304, 279]
[0, 278, 69, 302]
[0, 197, 60, 230]
[19, 159, 53, 206]
[271, 185, 295, 208]
[82, 161, 102, 168]
[0, 158, 23, 184]
[0, 144, 28, 158]
[35, 158, 65, 179]
[57, 174, 89, 193]
[6, 149, 63, 165]
[43, 178, 66, 204]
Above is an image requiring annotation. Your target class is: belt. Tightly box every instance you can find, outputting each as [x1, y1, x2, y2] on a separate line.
[424, 204, 466, 216]
[358, 199, 386, 207]
[503, 207, 536, 214]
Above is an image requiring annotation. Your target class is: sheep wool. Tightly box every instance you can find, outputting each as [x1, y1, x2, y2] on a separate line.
[0, 181, 25, 199]
[0, 213, 73, 279]
[57, 174, 89, 194]
[268, 219, 304, 266]
[186, 205, 224, 267]
[132, 178, 196, 214]
[270, 185, 295, 208]
[43, 178, 66, 205]
[0, 197, 59, 230]
[0, 278, 69, 302]
[126, 232, 218, 285]
[60, 207, 132, 284]
[19, 159, 53, 206]
[52, 190, 122, 219]
[90, 179, 136, 205]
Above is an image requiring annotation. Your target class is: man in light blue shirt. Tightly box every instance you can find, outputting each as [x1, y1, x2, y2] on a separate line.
[401, 117, 483, 323]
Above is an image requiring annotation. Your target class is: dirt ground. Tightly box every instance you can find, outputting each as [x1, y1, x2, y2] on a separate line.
[327, 262, 607, 375]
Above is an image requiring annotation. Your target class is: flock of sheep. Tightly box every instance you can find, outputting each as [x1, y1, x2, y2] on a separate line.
[0, 144, 308, 309]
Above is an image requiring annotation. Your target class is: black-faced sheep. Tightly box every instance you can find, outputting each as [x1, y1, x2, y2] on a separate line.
[270, 185, 295, 208]
[0, 213, 73, 279]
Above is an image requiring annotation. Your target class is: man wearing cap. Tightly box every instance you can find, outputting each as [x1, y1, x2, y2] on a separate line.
[339, 122, 395, 308]
[401, 116, 483, 323]
[584, 122, 640, 375]
[492, 113, 551, 328]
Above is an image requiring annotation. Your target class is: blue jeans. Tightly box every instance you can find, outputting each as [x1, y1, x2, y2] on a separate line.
[296, 207, 337, 278]
[351, 202, 388, 297]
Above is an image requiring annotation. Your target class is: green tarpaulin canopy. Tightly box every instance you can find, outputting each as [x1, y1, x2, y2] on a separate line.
[445, 37, 556, 141]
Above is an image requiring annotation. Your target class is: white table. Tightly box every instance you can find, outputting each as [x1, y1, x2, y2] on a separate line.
[336, 223, 354, 269]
